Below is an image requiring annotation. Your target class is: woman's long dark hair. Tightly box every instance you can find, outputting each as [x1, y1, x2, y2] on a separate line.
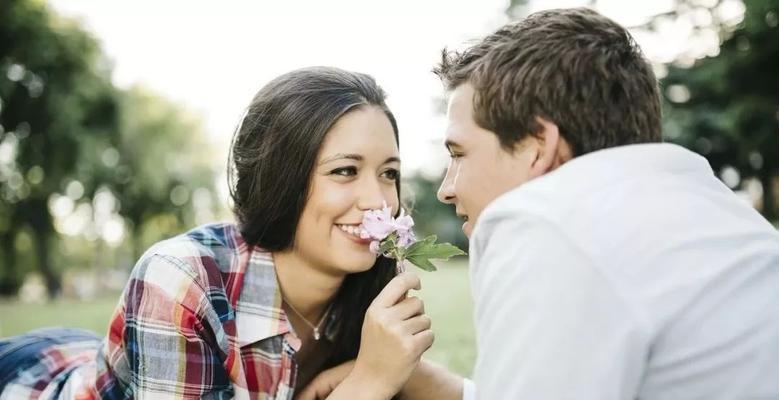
[227, 67, 400, 373]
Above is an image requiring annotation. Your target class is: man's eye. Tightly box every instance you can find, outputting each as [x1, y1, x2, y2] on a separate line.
[382, 169, 400, 181]
[331, 167, 357, 177]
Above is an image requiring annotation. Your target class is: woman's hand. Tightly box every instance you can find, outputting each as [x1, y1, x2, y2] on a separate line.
[325, 272, 434, 399]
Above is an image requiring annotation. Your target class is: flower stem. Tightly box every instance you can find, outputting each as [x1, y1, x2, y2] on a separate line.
[396, 257, 406, 274]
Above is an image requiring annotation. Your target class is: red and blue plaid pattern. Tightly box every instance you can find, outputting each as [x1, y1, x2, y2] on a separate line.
[2, 223, 315, 399]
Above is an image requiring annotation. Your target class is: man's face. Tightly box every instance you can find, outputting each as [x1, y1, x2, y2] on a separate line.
[437, 83, 538, 238]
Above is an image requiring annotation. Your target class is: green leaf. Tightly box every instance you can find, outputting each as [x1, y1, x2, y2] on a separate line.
[406, 235, 466, 260]
[406, 255, 438, 272]
[402, 234, 466, 272]
[378, 237, 395, 254]
[404, 235, 437, 256]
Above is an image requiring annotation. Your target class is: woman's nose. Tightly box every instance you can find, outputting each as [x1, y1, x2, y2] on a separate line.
[357, 177, 390, 212]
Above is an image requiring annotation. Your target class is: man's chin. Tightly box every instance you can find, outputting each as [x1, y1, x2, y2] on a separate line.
[462, 220, 472, 237]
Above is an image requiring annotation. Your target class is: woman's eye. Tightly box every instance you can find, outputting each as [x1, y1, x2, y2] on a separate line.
[449, 152, 463, 159]
[331, 166, 357, 177]
[382, 169, 400, 181]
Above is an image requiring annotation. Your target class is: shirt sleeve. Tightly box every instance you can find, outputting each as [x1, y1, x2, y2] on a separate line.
[470, 212, 650, 400]
[103, 254, 229, 399]
[462, 378, 476, 400]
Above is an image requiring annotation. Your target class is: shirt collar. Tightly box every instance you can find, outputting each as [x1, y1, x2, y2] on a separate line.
[234, 246, 293, 347]
[233, 245, 340, 348]
[559, 142, 711, 177]
[472, 143, 713, 240]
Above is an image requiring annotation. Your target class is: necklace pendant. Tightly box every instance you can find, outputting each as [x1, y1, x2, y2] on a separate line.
[313, 328, 321, 341]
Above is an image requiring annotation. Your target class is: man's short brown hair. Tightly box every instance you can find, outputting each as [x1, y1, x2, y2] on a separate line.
[434, 7, 662, 156]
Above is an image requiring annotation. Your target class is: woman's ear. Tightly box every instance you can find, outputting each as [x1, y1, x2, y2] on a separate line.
[526, 117, 570, 178]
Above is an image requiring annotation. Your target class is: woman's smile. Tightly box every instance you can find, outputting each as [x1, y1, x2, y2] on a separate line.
[335, 223, 373, 245]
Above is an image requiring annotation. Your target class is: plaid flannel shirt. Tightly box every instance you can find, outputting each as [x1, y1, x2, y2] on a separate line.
[2, 223, 331, 399]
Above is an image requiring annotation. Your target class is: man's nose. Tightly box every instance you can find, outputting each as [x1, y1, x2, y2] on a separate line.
[437, 168, 456, 204]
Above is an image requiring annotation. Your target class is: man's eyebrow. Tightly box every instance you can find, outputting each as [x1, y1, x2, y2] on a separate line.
[444, 139, 463, 150]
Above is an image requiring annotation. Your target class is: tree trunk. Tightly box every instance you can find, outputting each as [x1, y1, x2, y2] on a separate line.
[24, 197, 61, 299]
[0, 230, 21, 297]
[31, 223, 60, 299]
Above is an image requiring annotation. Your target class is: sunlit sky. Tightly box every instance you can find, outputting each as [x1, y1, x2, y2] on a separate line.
[47, 0, 738, 178]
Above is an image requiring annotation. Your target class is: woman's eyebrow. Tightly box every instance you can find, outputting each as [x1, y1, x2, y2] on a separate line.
[319, 154, 400, 166]
[319, 153, 363, 165]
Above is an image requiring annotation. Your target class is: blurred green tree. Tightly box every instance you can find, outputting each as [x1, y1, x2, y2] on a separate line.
[0, 0, 120, 297]
[112, 86, 219, 261]
[661, 0, 779, 221]
[0, 0, 220, 298]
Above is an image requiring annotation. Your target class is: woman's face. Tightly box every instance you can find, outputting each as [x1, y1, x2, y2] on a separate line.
[293, 105, 400, 275]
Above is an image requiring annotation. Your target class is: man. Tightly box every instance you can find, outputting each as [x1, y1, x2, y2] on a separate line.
[435, 6, 779, 400]
[299, 7, 779, 400]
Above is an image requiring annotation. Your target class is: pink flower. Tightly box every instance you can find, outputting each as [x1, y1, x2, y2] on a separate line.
[397, 229, 416, 248]
[394, 209, 414, 233]
[360, 202, 397, 241]
[361, 202, 418, 252]
[360, 202, 465, 271]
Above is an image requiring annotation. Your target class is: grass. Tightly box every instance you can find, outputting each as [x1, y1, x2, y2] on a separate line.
[416, 259, 475, 376]
[0, 295, 120, 337]
[0, 259, 476, 377]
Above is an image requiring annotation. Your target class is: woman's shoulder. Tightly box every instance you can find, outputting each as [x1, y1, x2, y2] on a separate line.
[130, 222, 247, 293]
[140, 222, 241, 258]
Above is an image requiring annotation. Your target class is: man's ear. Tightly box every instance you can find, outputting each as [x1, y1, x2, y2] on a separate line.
[524, 117, 563, 178]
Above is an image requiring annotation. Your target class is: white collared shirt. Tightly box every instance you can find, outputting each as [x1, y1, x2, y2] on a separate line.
[467, 143, 779, 399]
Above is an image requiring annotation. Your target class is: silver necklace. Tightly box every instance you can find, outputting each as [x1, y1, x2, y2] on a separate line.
[283, 299, 332, 341]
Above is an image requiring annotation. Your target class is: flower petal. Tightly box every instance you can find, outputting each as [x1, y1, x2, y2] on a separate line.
[369, 240, 381, 255]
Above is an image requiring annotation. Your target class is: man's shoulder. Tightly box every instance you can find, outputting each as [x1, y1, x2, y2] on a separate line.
[474, 166, 599, 241]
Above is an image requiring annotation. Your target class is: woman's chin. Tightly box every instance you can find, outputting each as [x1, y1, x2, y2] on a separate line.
[330, 228, 378, 273]
[346, 258, 379, 274]
[333, 249, 379, 274]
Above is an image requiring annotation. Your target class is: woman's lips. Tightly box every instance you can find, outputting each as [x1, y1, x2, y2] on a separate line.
[336, 224, 373, 245]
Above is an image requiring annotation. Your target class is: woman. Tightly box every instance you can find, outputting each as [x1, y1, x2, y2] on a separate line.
[0, 67, 435, 399]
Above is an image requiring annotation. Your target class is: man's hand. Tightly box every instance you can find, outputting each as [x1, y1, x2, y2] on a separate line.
[298, 358, 466, 400]
[295, 360, 354, 400]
